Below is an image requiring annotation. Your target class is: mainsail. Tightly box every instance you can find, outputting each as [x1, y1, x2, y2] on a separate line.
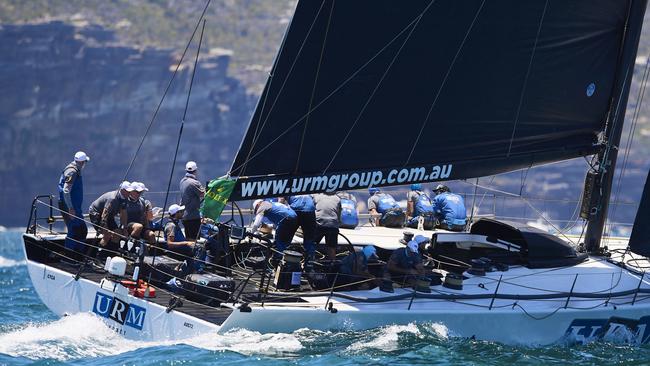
[629, 171, 650, 257]
[230, 0, 640, 200]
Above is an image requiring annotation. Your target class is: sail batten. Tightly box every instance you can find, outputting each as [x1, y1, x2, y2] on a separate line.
[230, 0, 634, 200]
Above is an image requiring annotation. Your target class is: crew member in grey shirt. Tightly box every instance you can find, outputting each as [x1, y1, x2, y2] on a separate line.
[180, 160, 205, 240]
[312, 192, 341, 260]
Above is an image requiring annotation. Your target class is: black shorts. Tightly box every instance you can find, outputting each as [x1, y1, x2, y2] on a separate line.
[295, 210, 317, 243]
[315, 226, 339, 248]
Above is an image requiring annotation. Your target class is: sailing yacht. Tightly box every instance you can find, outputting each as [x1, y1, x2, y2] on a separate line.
[21, 0, 650, 345]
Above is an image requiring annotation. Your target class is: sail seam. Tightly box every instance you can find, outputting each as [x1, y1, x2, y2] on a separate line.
[243, 0, 327, 171]
[506, 0, 550, 157]
[403, 0, 486, 167]
[322, 1, 436, 174]
[295, 0, 336, 174]
[230, 2, 438, 176]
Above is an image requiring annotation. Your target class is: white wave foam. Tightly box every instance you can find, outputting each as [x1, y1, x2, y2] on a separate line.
[0, 313, 138, 361]
[0, 256, 23, 268]
[187, 328, 304, 355]
[347, 323, 421, 352]
[0, 313, 304, 361]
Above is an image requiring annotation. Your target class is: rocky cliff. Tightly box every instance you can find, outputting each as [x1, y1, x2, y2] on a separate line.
[0, 21, 254, 227]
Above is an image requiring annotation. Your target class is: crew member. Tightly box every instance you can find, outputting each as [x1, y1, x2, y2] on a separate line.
[57, 151, 90, 252]
[336, 191, 359, 229]
[367, 188, 405, 228]
[406, 184, 435, 230]
[250, 199, 299, 260]
[312, 192, 341, 260]
[100, 181, 134, 247]
[180, 161, 205, 240]
[387, 237, 425, 286]
[432, 184, 467, 232]
[339, 245, 380, 290]
[164, 204, 196, 256]
[127, 182, 156, 243]
[281, 195, 317, 260]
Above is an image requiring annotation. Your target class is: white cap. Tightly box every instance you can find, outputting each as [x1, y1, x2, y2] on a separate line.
[407, 240, 419, 253]
[74, 151, 90, 162]
[132, 182, 148, 192]
[253, 199, 263, 211]
[120, 181, 135, 192]
[168, 204, 185, 215]
[185, 161, 198, 172]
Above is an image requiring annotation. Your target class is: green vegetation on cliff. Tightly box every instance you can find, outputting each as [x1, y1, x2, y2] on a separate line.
[0, 0, 294, 92]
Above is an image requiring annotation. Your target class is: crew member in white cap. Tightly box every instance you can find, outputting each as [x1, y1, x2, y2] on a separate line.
[386, 235, 426, 285]
[99, 181, 134, 247]
[57, 151, 90, 253]
[122, 182, 155, 244]
[164, 204, 195, 256]
[179, 161, 205, 240]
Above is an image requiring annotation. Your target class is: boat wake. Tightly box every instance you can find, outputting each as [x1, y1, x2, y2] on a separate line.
[0, 255, 23, 268]
[346, 322, 449, 353]
[0, 313, 304, 361]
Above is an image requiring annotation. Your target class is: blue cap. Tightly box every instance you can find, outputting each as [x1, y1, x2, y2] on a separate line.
[410, 183, 422, 191]
[368, 187, 380, 195]
[362, 245, 377, 259]
[413, 235, 430, 245]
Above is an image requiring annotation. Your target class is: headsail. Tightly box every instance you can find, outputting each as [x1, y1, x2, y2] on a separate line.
[629, 171, 650, 257]
[230, 0, 636, 200]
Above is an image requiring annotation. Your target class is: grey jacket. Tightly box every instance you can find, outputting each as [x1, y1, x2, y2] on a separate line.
[180, 173, 205, 220]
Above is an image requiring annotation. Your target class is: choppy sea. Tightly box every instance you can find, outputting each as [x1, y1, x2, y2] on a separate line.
[2, 230, 650, 365]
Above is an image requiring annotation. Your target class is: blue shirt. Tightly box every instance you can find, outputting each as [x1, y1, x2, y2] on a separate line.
[389, 248, 422, 270]
[432, 192, 467, 225]
[339, 248, 368, 275]
[285, 195, 315, 212]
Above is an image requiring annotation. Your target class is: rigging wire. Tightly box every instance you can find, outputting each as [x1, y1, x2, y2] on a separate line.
[506, 0, 549, 157]
[122, 0, 212, 180]
[241, 0, 327, 172]
[295, 0, 336, 173]
[158, 19, 207, 247]
[322, 0, 436, 174]
[228, 2, 440, 175]
[604, 54, 650, 246]
[404, 0, 486, 166]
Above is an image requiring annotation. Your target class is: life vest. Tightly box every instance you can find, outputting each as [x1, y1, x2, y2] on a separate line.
[376, 194, 400, 213]
[171, 220, 186, 241]
[57, 162, 83, 210]
[339, 198, 358, 229]
[413, 191, 434, 216]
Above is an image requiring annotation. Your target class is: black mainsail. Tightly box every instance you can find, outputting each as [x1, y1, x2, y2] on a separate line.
[229, 0, 645, 200]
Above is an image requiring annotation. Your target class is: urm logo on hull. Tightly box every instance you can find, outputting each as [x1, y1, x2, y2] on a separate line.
[93, 292, 146, 330]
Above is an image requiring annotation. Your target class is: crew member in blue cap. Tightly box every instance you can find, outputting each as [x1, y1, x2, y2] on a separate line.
[57, 151, 90, 253]
[406, 183, 435, 230]
[367, 187, 405, 228]
[387, 235, 427, 285]
[339, 245, 381, 290]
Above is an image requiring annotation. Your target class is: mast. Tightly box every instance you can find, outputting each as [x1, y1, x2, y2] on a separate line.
[584, 0, 648, 253]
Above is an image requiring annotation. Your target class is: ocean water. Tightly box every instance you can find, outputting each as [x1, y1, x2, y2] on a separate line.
[1, 231, 650, 365]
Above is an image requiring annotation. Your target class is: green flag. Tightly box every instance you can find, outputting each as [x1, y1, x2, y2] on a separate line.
[200, 176, 236, 221]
